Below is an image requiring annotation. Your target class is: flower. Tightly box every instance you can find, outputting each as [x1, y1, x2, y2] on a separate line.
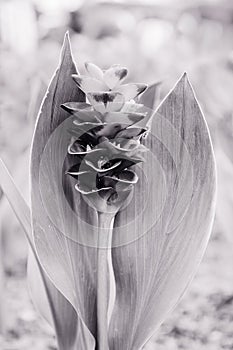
[61, 62, 151, 211]
[72, 62, 147, 101]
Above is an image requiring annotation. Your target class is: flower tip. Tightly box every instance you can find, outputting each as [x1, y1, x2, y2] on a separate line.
[139, 84, 148, 95]
[121, 67, 128, 78]
[60, 103, 69, 112]
[84, 62, 103, 80]
[84, 61, 90, 69]
[61, 103, 76, 115]
[114, 66, 128, 81]
[64, 30, 70, 39]
[72, 74, 82, 85]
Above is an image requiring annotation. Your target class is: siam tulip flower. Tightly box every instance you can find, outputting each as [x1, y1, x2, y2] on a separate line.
[0, 33, 216, 350]
[72, 62, 147, 102]
[61, 63, 149, 213]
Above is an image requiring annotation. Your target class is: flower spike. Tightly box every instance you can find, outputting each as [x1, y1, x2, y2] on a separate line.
[63, 61, 151, 212]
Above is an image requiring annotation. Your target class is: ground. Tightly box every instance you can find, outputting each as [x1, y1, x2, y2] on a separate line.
[0, 227, 232, 350]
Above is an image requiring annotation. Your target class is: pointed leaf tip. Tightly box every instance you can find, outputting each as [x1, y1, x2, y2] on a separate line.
[60, 32, 73, 62]
[177, 71, 188, 85]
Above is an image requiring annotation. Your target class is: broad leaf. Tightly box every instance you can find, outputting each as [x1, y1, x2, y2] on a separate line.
[30, 33, 98, 348]
[0, 158, 91, 349]
[0, 159, 31, 241]
[109, 73, 217, 349]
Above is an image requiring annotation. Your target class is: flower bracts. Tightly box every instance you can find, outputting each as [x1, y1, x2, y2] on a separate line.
[61, 63, 150, 211]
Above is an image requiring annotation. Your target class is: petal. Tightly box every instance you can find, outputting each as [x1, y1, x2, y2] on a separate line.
[73, 120, 102, 127]
[112, 158, 144, 174]
[66, 164, 85, 176]
[121, 101, 145, 113]
[66, 170, 90, 177]
[68, 139, 104, 155]
[77, 131, 100, 147]
[68, 125, 103, 148]
[116, 126, 146, 139]
[81, 145, 123, 173]
[75, 183, 112, 195]
[101, 141, 147, 163]
[64, 108, 102, 124]
[66, 162, 83, 176]
[75, 184, 125, 212]
[72, 75, 106, 93]
[85, 62, 104, 80]
[114, 170, 138, 184]
[104, 170, 138, 187]
[102, 139, 143, 154]
[102, 176, 134, 192]
[85, 159, 122, 173]
[103, 64, 128, 89]
[61, 102, 92, 112]
[94, 123, 125, 139]
[87, 92, 125, 113]
[74, 171, 98, 191]
[111, 139, 142, 152]
[118, 83, 147, 101]
[104, 112, 145, 125]
[68, 138, 86, 154]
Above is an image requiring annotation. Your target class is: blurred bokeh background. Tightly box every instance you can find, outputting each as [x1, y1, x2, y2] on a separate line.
[0, 0, 232, 349]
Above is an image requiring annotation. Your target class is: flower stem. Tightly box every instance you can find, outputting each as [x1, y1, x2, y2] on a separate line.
[96, 211, 115, 350]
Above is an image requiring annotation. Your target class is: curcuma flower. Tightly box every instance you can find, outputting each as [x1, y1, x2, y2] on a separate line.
[0, 33, 216, 350]
[61, 62, 149, 212]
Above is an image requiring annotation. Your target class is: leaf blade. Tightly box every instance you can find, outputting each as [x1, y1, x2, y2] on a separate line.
[30, 33, 98, 347]
[109, 73, 217, 349]
[0, 158, 93, 349]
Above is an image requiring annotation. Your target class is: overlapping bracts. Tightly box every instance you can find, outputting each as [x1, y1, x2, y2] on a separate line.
[61, 63, 151, 204]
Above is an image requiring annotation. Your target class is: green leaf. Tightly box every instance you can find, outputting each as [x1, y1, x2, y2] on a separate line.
[109, 73, 217, 349]
[0, 157, 92, 349]
[30, 33, 97, 348]
[0, 158, 32, 242]
[27, 249, 91, 350]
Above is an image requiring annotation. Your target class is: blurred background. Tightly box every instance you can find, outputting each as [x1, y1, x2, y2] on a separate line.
[0, 0, 232, 349]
